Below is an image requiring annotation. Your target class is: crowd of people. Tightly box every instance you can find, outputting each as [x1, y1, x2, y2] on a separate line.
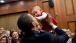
[0, 27, 24, 43]
[0, 6, 76, 43]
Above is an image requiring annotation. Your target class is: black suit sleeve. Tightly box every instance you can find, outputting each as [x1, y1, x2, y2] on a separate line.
[47, 27, 69, 43]
[55, 27, 67, 35]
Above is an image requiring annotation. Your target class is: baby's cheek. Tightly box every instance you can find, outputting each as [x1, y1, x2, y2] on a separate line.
[35, 14, 39, 17]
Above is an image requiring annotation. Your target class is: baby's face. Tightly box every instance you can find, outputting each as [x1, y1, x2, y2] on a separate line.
[32, 10, 41, 17]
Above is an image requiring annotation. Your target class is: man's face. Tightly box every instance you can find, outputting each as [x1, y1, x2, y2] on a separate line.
[28, 14, 39, 25]
[28, 14, 41, 31]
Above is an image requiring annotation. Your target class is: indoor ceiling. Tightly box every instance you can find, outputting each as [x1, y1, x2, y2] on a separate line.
[0, 0, 35, 4]
[0, 0, 21, 4]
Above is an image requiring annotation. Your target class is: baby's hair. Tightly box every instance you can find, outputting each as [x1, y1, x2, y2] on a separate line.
[33, 6, 41, 11]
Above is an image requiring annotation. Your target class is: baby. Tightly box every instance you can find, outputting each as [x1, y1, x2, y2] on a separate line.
[32, 6, 57, 31]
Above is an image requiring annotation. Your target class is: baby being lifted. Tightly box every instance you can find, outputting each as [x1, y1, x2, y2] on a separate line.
[32, 6, 57, 31]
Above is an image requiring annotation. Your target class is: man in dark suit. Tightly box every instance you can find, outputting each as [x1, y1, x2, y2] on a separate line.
[17, 13, 69, 43]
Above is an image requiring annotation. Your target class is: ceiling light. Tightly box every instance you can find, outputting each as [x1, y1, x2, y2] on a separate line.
[0, 0, 5, 3]
[20, 1, 24, 5]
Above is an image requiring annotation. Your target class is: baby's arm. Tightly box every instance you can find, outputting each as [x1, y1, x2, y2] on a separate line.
[36, 12, 47, 21]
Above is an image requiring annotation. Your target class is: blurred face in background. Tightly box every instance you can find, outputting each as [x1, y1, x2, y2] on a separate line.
[0, 27, 4, 33]
[10, 29, 15, 33]
[12, 32, 19, 40]
[0, 27, 4, 31]
[0, 37, 6, 43]
[62, 29, 72, 38]
[66, 31, 71, 38]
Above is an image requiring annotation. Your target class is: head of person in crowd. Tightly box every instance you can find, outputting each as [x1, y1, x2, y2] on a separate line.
[11, 31, 19, 43]
[11, 31, 19, 40]
[2, 30, 8, 37]
[0, 27, 4, 37]
[0, 27, 4, 33]
[72, 29, 76, 43]
[10, 29, 15, 33]
[10, 29, 15, 37]
[6, 30, 10, 36]
[0, 30, 11, 43]
[66, 29, 72, 38]
[0, 36, 7, 43]
[17, 13, 41, 35]
[62, 29, 72, 38]
[0, 27, 4, 31]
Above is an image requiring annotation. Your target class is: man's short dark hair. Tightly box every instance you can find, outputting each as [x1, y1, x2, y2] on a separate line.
[17, 13, 33, 33]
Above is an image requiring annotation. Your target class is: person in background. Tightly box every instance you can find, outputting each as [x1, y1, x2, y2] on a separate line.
[0, 30, 11, 43]
[10, 31, 20, 43]
[10, 29, 15, 33]
[0, 27, 5, 38]
[18, 30, 24, 38]
[66, 29, 72, 43]
[10, 29, 15, 37]
[17, 13, 68, 43]
[0, 27, 4, 31]
[0, 36, 7, 43]
[72, 29, 76, 43]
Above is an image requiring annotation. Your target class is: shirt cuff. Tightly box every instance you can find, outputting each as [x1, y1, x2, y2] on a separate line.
[52, 25, 57, 30]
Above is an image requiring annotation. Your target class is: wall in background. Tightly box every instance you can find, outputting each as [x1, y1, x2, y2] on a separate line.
[0, 0, 76, 32]
[0, 0, 37, 15]
[54, 0, 76, 32]
[0, 12, 28, 32]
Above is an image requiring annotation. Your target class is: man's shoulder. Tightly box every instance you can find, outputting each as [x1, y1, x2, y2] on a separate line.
[37, 32, 52, 38]
[20, 32, 52, 43]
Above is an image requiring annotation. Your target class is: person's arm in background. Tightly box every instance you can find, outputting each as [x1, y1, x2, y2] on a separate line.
[7, 37, 12, 43]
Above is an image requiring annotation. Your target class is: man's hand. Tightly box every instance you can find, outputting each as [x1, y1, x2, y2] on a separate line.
[45, 13, 52, 22]
[45, 13, 53, 26]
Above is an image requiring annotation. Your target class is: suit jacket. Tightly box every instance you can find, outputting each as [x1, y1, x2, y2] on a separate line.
[20, 27, 69, 43]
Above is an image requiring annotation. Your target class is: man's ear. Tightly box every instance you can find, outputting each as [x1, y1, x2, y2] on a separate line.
[32, 22, 36, 27]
